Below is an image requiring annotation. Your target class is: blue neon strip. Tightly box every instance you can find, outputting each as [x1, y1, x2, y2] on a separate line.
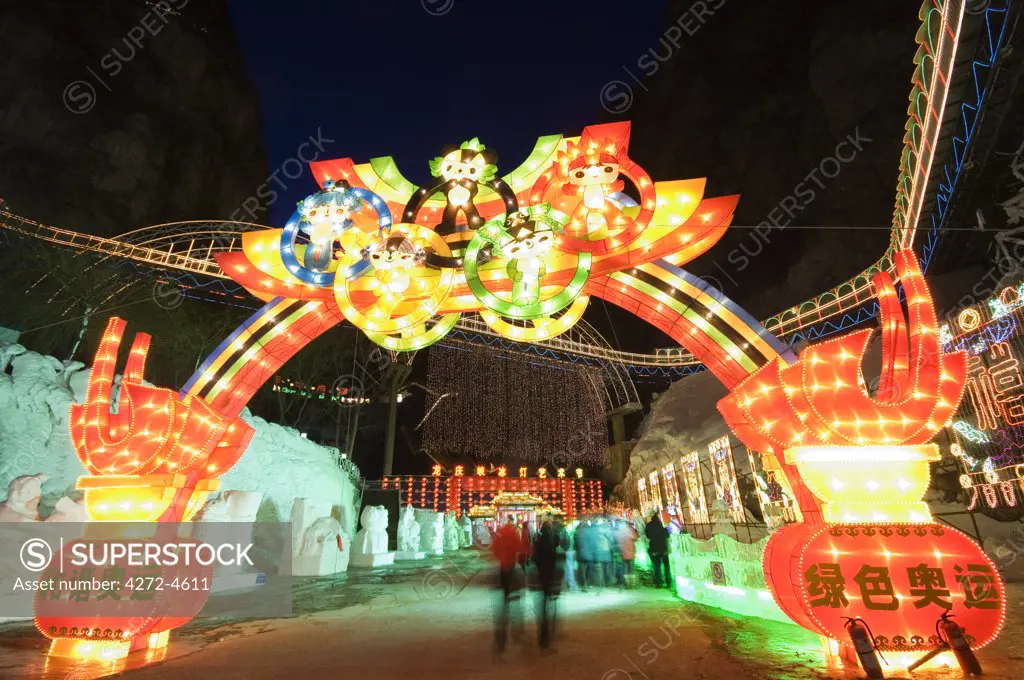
[921, 4, 1010, 270]
[278, 186, 392, 286]
[653, 259, 797, 363]
[179, 296, 284, 398]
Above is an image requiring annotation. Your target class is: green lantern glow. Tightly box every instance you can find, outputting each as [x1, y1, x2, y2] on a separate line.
[464, 204, 592, 320]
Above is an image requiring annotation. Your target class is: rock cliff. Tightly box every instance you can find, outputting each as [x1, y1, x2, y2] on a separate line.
[0, 0, 267, 236]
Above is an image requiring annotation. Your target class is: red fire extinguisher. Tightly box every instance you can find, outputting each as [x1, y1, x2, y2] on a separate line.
[843, 617, 885, 679]
[937, 612, 982, 675]
[336, 534, 344, 552]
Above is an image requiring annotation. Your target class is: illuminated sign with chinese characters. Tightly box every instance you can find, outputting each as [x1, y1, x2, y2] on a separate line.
[768, 523, 1005, 651]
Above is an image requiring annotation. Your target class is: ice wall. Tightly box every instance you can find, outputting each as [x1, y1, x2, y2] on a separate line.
[0, 343, 360, 537]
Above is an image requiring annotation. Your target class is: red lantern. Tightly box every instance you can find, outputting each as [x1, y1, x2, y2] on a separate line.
[765, 522, 1005, 651]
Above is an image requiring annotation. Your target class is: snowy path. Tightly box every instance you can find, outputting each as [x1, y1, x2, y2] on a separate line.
[1, 551, 1021, 679]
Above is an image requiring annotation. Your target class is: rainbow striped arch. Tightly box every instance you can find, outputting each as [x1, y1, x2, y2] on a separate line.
[209, 121, 798, 397]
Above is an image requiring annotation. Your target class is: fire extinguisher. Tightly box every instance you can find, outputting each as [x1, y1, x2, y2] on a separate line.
[843, 617, 885, 679]
[937, 612, 982, 675]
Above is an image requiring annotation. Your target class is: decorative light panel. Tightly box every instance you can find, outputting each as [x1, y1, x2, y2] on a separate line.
[708, 435, 744, 523]
[647, 470, 663, 513]
[661, 462, 682, 516]
[680, 450, 709, 524]
[944, 280, 1024, 511]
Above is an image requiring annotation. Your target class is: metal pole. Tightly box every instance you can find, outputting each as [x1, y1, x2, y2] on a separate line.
[383, 373, 399, 476]
[346, 405, 362, 458]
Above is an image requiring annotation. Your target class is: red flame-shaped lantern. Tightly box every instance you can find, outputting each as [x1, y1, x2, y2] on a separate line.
[719, 249, 1005, 658]
[36, 317, 255, 661]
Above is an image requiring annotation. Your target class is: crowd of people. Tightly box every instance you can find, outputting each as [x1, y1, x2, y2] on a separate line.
[489, 511, 675, 656]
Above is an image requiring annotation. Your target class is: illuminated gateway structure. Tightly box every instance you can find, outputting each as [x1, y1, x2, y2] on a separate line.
[0, 0, 1016, 674]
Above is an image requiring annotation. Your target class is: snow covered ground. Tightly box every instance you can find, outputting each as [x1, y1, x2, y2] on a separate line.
[0, 551, 1020, 680]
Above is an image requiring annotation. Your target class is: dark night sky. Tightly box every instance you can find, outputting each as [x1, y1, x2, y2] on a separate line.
[226, 0, 668, 225]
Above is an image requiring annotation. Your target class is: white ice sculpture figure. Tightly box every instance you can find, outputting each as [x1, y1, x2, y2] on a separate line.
[458, 514, 473, 548]
[472, 519, 493, 548]
[414, 510, 445, 555]
[45, 496, 88, 522]
[198, 491, 268, 591]
[354, 506, 389, 554]
[396, 505, 425, 560]
[290, 498, 349, 576]
[350, 505, 396, 567]
[0, 474, 48, 522]
[709, 497, 736, 538]
[200, 490, 263, 523]
[299, 516, 342, 556]
[443, 512, 461, 552]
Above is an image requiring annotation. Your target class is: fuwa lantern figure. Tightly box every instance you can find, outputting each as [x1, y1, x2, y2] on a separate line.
[364, 234, 423, 318]
[298, 179, 362, 271]
[528, 122, 655, 255]
[489, 210, 557, 307]
[719, 249, 1006, 672]
[404, 138, 518, 234]
[561, 139, 624, 235]
[464, 203, 593, 341]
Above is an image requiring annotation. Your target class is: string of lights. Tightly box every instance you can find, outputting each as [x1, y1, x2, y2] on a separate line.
[423, 339, 607, 464]
[943, 281, 1024, 510]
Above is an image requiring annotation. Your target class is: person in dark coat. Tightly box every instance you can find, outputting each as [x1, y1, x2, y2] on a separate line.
[532, 518, 563, 651]
[593, 519, 613, 589]
[644, 513, 671, 588]
[574, 519, 596, 591]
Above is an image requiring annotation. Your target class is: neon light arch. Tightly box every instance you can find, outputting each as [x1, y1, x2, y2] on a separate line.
[199, 122, 800, 403]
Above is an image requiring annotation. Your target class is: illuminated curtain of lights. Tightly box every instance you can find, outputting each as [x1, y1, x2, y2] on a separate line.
[423, 340, 607, 464]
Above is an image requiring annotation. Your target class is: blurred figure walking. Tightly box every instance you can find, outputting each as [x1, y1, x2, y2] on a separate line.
[492, 516, 526, 657]
[575, 518, 595, 591]
[562, 520, 577, 591]
[616, 519, 639, 588]
[593, 518, 613, 589]
[518, 520, 533, 577]
[533, 517, 563, 652]
[645, 513, 671, 589]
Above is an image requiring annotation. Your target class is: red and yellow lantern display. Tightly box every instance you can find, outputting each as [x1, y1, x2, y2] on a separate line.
[35, 317, 254, 661]
[765, 522, 1005, 651]
[721, 249, 1005, 660]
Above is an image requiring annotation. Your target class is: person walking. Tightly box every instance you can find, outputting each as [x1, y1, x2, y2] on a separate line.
[593, 518, 613, 589]
[561, 520, 577, 591]
[617, 519, 639, 588]
[575, 519, 595, 591]
[532, 518, 562, 652]
[492, 516, 526, 657]
[518, 520, 533, 572]
[644, 513, 671, 589]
